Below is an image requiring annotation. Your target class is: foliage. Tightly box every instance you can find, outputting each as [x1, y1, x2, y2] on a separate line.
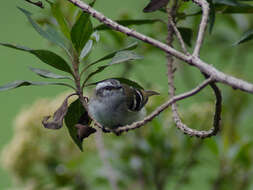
[1, 0, 253, 189]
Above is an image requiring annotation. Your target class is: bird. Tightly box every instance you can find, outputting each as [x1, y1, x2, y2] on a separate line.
[88, 79, 159, 129]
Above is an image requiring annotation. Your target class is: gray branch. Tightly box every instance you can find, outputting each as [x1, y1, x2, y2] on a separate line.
[66, 0, 253, 94]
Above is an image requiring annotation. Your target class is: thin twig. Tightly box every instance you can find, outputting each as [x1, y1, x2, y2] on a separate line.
[172, 79, 222, 138]
[166, 1, 222, 138]
[24, 0, 44, 8]
[192, 0, 209, 57]
[168, 18, 188, 54]
[111, 77, 214, 134]
[66, 0, 253, 94]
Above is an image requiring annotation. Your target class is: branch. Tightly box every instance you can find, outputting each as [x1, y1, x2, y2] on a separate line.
[111, 77, 214, 134]
[166, 2, 221, 138]
[172, 80, 222, 138]
[192, 0, 209, 57]
[168, 17, 188, 55]
[66, 0, 253, 94]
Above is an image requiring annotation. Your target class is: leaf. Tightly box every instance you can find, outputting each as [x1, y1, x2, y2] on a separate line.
[51, 2, 71, 39]
[65, 99, 88, 151]
[87, 77, 144, 90]
[29, 67, 73, 80]
[82, 50, 142, 84]
[113, 78, 144, 89]
[109, 50, 143, 65]
[208, 0, 216, 34]
[86, 42, 138, 67]
[18, 7, 69, 53]
[143, 0, 169, 12]
[71, 12, 93, 54]
[79, 40, 93, 60]
[0, 42, 73, 75]
[31, 50, 73, 74]
[216, 5, 253, 13]
[213, 0, 246, 6]
[178, 27, 193, 47]
[95, 19, 161, 30]
[233, 29, 253, 45]
[91, 31, 100, 42]
[83, 65, 108, 85]
[0, 80, 75, 92]
[42, 96, 69, 129]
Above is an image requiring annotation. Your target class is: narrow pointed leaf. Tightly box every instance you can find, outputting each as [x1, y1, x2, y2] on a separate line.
[233, 29, 253, 45]
[217, 5, 253, 13]
[51, 2, 71, 39]
[86, 78, 144, 90]
[86, 42, 138, 67]
[91, 31, 100, 42]
[83, 65, 108, 85]
[109, 50, 143, 65]
[0, 42, 73, 74]
[213, 0, 246, 6]
[178, 27, 193, 47]
[31, 50, 73, 74]
[65, 99, 87, 151]
[0, 80, 75, 92]
[29, 67, 73, 80]
[80, 40, 93, 60]
[18, 7, 69, 52]
[208, 0, 216, 34]
[83, 50, 143, 85]
[143, 0, 169, 12]
[113, 78, 144, 89]
[71, 12, 93, 53]
[95, 19, 161, 30]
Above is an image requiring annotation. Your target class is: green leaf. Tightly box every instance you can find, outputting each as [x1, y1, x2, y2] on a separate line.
[71, 12, 93, 54]
[51, 2, 71, 39]
[95, 19, 161, 30]
[29, 67, 73, 80]
[31, 50, 73, 74]
[65, 99, 87, 151]
[0, 80, 75, 92]
[86, 77, 144, 90]
[18, 7, 69, 53]
[109, 50, 143, 65]
[143, 0, 169, 12]
[213, 0, 247, 6]
[86, 42, 138, 67]
[178, 27, 193, 47]
[83, 66, 108, 85]
[80, 40, 93, 60]
[91, 31, 100, 42]
[0, 42, 73, 75]
[208, 0, 216, 34]
[216, 4, 253, 13]
[233, 29, 253, 45]
[113, 77, 144, 89]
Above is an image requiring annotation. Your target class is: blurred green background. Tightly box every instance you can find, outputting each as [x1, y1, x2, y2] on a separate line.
[1, 0, 253, 189]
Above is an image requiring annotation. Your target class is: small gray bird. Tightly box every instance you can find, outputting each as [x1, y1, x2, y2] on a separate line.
[88, 79, 159, 129]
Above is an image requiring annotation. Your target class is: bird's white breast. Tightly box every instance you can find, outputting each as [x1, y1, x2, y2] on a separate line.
[88, 94, 145, 129]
